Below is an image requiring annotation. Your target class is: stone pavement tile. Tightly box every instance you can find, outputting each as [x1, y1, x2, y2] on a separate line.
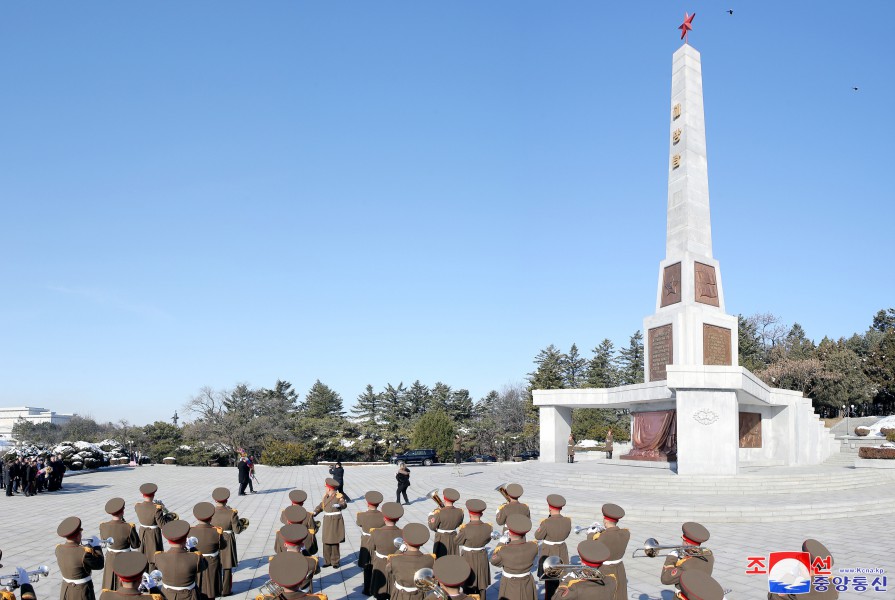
[2, 461, 893, 600]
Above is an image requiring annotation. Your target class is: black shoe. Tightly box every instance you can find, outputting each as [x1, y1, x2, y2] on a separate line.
[250, 491, 257, 494]
[332, 563, 340, 568]
[238, 493, 247, 496]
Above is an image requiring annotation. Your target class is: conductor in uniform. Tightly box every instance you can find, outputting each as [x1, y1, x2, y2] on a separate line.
[210, 487, 247, 596]
[590, 503, 629, 600]
[428, 488, 464, 558]
[495, 485, 529, 530]
[55, 516, 105, 600]
[135, 484, 175, 571]
[454, 499, 492, 597]
[312, 478, 348, 568]
[356, 491, 385, 595]
[660, 523, 714, 592]
[489, 515, 538, 600]
[386, 523, 434, 600]
[553, 540, 617, 600]
[259, 552, 327, 600]
[153, 520, 205, 600]
[99, 498, 141, 592]
[534, 494, 571, 600]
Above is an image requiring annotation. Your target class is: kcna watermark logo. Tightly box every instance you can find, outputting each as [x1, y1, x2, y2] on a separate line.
[745, 552, 887, 594]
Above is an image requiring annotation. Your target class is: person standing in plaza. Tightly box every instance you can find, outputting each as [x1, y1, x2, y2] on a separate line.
[55, 516, 105, 600]
[395, 464, 411, 505]
[312, 478, 348, 568]
[605, 429, 613, 460]
[328, 462, 350, 501]
[567, 434, 575, 464]
[236, 457, 250, 496]
[453, 435, 462, 465]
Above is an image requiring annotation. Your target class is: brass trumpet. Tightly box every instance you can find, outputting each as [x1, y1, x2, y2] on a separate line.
[0, 566, 50, 590]
[155, 499, 179, 522]
[573, 523, 605, 535]
[82, 536, 114, 548]
[426, 489, 445, 509]
[414, 568, 448, 600]
[540, 556, 604, 582]
[494, 483, 512, 503]
[631, 538, 710, 559]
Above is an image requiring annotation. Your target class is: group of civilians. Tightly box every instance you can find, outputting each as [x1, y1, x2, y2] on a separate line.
[1, 454, 67, 496]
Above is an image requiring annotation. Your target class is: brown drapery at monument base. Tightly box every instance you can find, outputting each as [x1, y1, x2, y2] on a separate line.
[621, 409, 677, 461]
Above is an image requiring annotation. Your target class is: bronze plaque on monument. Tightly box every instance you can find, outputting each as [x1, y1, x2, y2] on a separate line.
[648, 324, 673, 381]
[739, 412, 762, 448]
[694, 262, 720, 306]
[703, 324, 732, 366]
[660, 262, 682, 307]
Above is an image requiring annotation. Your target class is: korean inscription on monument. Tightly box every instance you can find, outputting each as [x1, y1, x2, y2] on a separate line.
[703, 324, 732, 366]
[649, 324, 673, 381]
[694, 262, 720, 306]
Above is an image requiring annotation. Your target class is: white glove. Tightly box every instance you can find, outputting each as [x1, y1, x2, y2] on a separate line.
[667, 549, 680, 559]
[90, 536, 102, 548]
[16, 567, 28, 586]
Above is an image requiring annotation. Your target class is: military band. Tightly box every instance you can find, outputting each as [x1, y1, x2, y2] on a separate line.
[98, 553, 158, 600]
[257, 552, 326, 600]
[432, 555, 479, 600]
[553, 540, 617, 600]
[188, 503, 222, 600]
[275, 525, 319, 593]
[534, 495, 570, 600]
[209, 488, 246, 597]
[489, 515, 538, 600]
[153, 521, 203, 600]
[55, 517, 105, 600]
[369, 503, 404, 600]
[659, 522, 714, 593]
[590, 503, 629, 600]
[134, 484, 174, 572]
[495, 485, 529, 531]
[356, 491, 385, 596]
[385, 524, 434, 600]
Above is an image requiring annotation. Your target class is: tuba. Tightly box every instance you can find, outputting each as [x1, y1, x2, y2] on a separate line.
[494, 483, 512, 503]
[414, 568, 448, 600]
[0, 565, 50, 590]
[632, 538, 709, 559]
[155, 499, 179, 522]
[426, 489, 445, 509]
[540, 556, 604, 582]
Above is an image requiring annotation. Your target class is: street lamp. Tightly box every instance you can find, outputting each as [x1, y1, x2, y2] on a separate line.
[842, 405, 847, 437]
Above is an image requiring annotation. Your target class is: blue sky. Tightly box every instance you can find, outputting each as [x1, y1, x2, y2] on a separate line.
[1, 1, 893, 425]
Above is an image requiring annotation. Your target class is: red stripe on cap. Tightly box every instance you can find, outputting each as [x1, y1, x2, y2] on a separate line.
[581, 559, 604, 568]
[468, 511, 483, 516]
[119, 576, 142, 583]
[508, 529, 524, 536]
[682, 535, 698, 546]
[603, 516, 619, 523]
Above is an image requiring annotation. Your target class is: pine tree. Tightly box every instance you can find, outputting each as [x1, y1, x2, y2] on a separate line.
[302, 380, 344, 419]
[429, 382, 452, 413]
[405, 380, 432, 417]
[446, 389, 474, 424]
[784, 324, 816, 360]
[585, 339, 618, 387]
[351, 384, 380, 425]
[618, 331, 644, 385]
[562, 344, 587, 388]
[737, 315, 764, 372]
[529, 344, 566, 390]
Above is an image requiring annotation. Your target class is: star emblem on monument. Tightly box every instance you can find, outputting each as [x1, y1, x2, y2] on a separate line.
[664, 276, 679, 296]
[679, 12, 696, 43]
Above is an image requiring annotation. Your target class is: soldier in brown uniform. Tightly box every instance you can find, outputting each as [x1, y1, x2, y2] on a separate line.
[210, 488, 246, 596]
[189, 503, 222, 600]
[311, 478, 347, 568]
[154, 521, 204, 600]
[275, 525, 319, 593]
[553, 540, 617, 600]
[489, 515, 538, 600]
[495, 485, 529, 531]
[534, 494, 571, 600]
[135, 484, 175, 571]
[99, 553, 160, 600]
[455, 499, 492, 597]
[386, 523, 435, 600]
[428, 489, 464, 558]
[56, 516, 105, 600]
[258, 552, 327, 600]
[100, 498, 142, 592]
[370, 502, 404, 600]
[356, 491, 385, 595]
[274, 507, 309, 554]
[660, 523, 714, 593]
[677, 571, 725, 600]
[590, 503, 629, 600]
[281, 491, 319, 557]
[431, 555, 477, 600]
[767, 539, 838, 600]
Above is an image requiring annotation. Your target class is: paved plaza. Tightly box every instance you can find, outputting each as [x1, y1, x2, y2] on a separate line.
[2, 456, 893, 600]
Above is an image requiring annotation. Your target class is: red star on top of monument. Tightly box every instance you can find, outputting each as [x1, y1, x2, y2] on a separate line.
[679, 12, 696, 43]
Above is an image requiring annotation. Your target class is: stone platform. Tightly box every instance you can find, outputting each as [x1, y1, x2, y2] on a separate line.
[2, 458, 892, 600]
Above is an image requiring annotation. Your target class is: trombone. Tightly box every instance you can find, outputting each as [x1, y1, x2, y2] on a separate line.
[82, 536, 114, 548]
[155, 499, 179, 522]
[631, 538, 710, 559]
[539, 556, 604, 583]
[426, 489, 445, 509]
[572, 523, 605, 536]
[0, 566, 50, 590]
[413, 568, 448, 600]
[494, 483, 512, 503]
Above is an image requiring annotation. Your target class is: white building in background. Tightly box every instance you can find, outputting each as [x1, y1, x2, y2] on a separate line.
[0, 406, 73, 440]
